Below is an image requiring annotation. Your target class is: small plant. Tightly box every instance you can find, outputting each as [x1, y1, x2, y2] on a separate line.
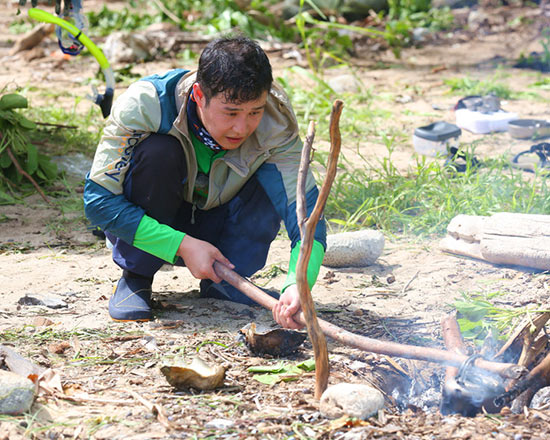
[444, 76, 515, 99]
[0, 92, 58, 204]
[453, 291, 550, 345]
[86, 5, 158, 37]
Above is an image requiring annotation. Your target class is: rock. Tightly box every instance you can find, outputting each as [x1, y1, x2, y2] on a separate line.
[467, 10, 490, 31]
[323, 230, 384, 267]
[320, 383, 385, 419]
[412, 27, 431, 44]
[328, 74, 362, 94]
[102, 31, 155, 64]
[0, 370, 35, 415]
[17, 295, 68, 309]
[205, 418, 235, 429]
[531, 386, 550, 409]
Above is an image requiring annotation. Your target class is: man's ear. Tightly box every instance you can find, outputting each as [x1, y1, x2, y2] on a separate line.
[193, 83, 206, 108]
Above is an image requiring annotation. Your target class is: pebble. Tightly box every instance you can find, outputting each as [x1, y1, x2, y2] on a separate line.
[18, 295, 68, 309]
[205, 418, 235, 430]
[323, 230, 384, 267]
[0, 370, 35, 415]
[327, 74, 362, 94]
[531, 386, 550, 409]
[320, 383, 385, 420]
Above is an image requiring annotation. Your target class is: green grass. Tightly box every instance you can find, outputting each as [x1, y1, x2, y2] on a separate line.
[282, 67, 550, 236]
[444, 76, 516, 99]
[325, 148, 550, 235]
[453, 291, 550, 345]
[26, 99, 104, 157]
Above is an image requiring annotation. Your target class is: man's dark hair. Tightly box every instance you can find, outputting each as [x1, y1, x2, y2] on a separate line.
[196, 36, 273, 104]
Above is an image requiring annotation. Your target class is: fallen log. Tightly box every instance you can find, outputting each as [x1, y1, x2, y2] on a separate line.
[9, 23, 54, 55]
[213, 262, 525, 380]
[440, 213, 550, 270]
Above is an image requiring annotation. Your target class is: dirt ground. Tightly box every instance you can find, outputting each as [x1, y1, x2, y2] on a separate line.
[2, 1, 550, 439]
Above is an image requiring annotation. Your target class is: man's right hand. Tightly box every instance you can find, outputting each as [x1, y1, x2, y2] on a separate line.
[176, 235, 234, 283]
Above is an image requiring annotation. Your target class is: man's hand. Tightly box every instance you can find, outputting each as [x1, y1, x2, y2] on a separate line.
[177, 235, 234, 283]
[272, 284, 304, 330]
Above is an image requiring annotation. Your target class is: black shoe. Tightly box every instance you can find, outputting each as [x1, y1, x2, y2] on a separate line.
[109, 271, 153, 322]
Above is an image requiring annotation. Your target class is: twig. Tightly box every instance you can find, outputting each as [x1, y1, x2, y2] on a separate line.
[33, 121, 77, 129]
[51, 392, 134, 406]
[401, 270, 419, 293]
[296, 121, 316, 239]
[5, 146, 50, 204]
[151, 0, 182, 25]
[295, 100, 344, 399]
[128, 390, 174, 430]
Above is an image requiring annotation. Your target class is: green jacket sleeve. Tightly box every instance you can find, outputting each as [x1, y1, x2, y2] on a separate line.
[282, 239, 325, 292]
[132, 215, 185, 263]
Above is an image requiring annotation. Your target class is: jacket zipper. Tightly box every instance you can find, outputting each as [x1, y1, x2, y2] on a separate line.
[191, 204, 197, 224]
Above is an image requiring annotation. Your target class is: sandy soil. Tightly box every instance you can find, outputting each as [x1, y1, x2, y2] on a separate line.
[1, 2, 550, 439]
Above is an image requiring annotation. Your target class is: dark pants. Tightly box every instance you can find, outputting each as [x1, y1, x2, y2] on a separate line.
[106, 134, 281, 304]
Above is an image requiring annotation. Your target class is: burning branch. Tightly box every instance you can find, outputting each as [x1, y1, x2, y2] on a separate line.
[495, 351, 550, 409]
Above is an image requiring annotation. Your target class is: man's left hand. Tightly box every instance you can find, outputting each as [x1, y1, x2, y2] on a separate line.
[272, 284, 304, 330]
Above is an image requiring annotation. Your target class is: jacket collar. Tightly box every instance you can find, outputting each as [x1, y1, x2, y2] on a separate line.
[173, 71, 300, 177]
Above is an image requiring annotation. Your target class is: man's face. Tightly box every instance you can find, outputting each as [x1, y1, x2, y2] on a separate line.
[193, 83, 268, 150]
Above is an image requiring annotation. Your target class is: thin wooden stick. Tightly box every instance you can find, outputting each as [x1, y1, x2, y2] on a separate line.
[151, 0, 183, 24]
[296, 101, 344, 399]
[295, 121, 328, 399]
[6, 146, 50, 204]
[296, 121, 316, 239]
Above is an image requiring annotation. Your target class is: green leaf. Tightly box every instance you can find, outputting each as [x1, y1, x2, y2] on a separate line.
[457, 318, 483, 332]
[0, 151, 11, 168]
[17, 115, 36, 130]
[0, 93, 28, 110]
[252, 373, 283, 385]
[37, 154, 58, 181]
[297, 358, 316, 372]
[247, 362, 285, 374]
[25, 144, 38, 175]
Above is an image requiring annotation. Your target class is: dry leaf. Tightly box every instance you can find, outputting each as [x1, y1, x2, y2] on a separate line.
[160, 357, 226, 390]
[33, 317, 54, 327]
[48, 341, 71, 355]
[37, 368, 63, 396]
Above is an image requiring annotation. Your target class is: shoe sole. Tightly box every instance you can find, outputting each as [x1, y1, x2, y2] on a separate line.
[110, 317, 152, 322]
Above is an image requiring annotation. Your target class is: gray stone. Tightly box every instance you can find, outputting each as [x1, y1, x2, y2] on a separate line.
[205, 418, 235, 429]
[320, 383, 385, 419]
[412, 27, 431, 44]
[0, 370, 35, 415]
[323, 230, 384, 267]
[102, 31, 155, 64]
[17, 294, 68, 309]
[327, 74, 362, 94]
[531, 386, 550, 409]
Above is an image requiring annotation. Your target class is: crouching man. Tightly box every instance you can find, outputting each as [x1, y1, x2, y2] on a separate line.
[84, 36, 326, 329]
